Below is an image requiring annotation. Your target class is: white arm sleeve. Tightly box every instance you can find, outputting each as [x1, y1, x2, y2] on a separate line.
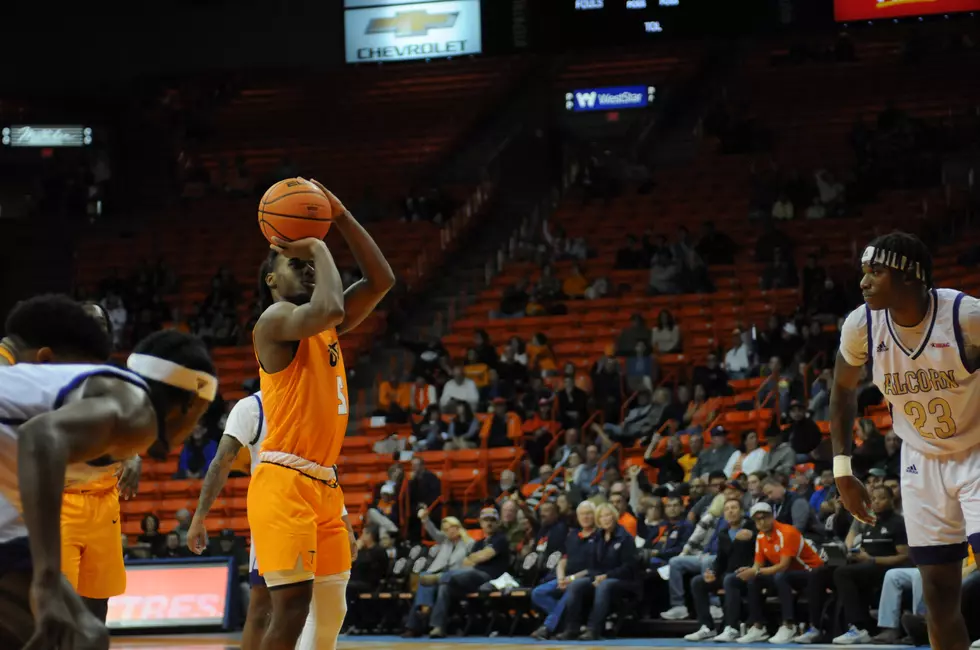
[957, 294, 980, 364]
[223, 395, 261, 449]
[839, 306, 869, 367]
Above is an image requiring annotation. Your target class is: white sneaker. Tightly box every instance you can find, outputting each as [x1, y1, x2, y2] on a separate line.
[832, 626, 871, 645]
[737, 626, 771, 643]
[686, 625, 718, 642]
[710, 605, 724, 621]
[769, 625, 798, 644]
[793, 627, 822, 644]
[713, 626, 741, 643]
[660, 605, 690, 620]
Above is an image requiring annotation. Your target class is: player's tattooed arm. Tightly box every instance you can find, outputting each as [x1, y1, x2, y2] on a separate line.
[829, 352, 863, 457]
[188, 435, 244, 554]
[309, 180, 396, 336]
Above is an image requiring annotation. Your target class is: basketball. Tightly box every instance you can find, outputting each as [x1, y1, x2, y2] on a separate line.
[257, 177, 334, 244]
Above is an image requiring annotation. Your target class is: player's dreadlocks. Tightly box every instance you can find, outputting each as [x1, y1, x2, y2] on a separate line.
[865, 231, 933, 288]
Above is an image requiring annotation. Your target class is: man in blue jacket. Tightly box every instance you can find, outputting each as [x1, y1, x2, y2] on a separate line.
[558, 503, 639, 641]
[647, 496, 694, 566]
[530, 501, 597, 640]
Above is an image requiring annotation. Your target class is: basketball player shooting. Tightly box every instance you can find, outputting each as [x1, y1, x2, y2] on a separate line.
[249, 180, 394, 650]
[1, 296, 143, 628]
[0, 321, 217, 650]
[185, 390, 358, 650]
[831, 232, 980, 650]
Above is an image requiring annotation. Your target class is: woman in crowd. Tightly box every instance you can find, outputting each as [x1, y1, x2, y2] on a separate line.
[723, 430, 768, 479]
[559, 503, 639, 641]
[651, 309, 682, 353]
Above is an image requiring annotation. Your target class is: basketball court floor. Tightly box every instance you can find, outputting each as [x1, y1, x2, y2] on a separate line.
[109, 634, 923, 649]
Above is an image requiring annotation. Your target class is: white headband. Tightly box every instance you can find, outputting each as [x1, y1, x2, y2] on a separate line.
[861, 245, 925, 282]
[127, 353, 217, 402]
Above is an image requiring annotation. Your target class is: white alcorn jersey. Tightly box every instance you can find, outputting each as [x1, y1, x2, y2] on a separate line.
[841, 288, 980, 457]
[223, 391, 267, 474]
[0, 363, 148, 542]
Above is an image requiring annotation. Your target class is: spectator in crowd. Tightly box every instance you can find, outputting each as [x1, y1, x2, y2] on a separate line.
[137, 513, 166, 557]
[527, 333, 558, 373]
[552, 428, 581, 467]
[642, 433, 686, 487]
[879, 430, 902, 477]
[405, 507, 510, 638]
[157, 532, 190, 559]
[487, 398, 514, 448]
[651, 310, 682, 354]
[491, 469, 519, 502]
[679, 433, 703, 481]
[176, 425, 217, 479]
[377, 373, 412, 422]
[559, 503, 639, 641]
[415, 405, 448, 450]
[572, 444, 602, 495]
[408, 457, 441, 513]
[493, 279, 530, 319]
[804, 197, 826, 220]
[531, 501, 598, 640]
[440, 365, 480, 413]
[497, 344, 529, 394]
[368, 482, 400, 535]
[691, 353, 730, 398]
[762, 477, 819, 536]
[645, 496, 694, 565]
[793, 485, 909, 644]
[533, 501, 570, 558]
[852, 418, 886, 473]
[399, 336, 449, 383]
[562, 263, 590, 299]
[407, 512, 473, 632]
[723, 502, 823, 644]
[446, 402, 480, 450]
[649, 250, 682, 295]
[786, 399, 822, 462]
[609, 485, 638, 537]
[724, 329, 754, 379]
[471, 330, 497, 368]
[762, 427, 795, 477]
[346, 525, 389, 630]
[557, 375, 589, 429]
[692, 427, 736, 478]
[602, 388, 661, 445]
[723, 430, 768, 479]
[591, 355, 625, 422]
[801, 254, 827, 309]
[625, 341, 657, 392]
[500, 498, 524, 551]
[463, 349, 490, 391]
[757, 356, 791, 409]
[615, 314, 651, 356]
[409, 376, 438, 416]
[684, 498, 756, 641]
[873, 567, 925, 644]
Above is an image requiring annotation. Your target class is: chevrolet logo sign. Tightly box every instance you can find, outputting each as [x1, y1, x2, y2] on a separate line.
[365, 10, 459, 37]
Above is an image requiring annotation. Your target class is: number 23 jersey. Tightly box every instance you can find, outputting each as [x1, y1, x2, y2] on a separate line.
[840, 287, 980, 456]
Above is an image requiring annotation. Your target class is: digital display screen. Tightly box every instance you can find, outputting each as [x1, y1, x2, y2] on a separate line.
[106, 560, 233, 630]
[835, 0, 980, 21]
[344, 0, 483, 63]
[565, 85, 656, 112]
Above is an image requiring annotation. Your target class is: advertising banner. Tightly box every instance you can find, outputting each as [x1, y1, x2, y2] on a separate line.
[835, 0, 980, 21]
[565, 85, 656, 112]
[106, 559, 235, 630]
[345, 0, 483, 63]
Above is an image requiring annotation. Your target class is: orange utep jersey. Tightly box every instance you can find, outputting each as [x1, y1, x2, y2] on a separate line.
[259, 329, 349, 470]
[754, 520, 824, 571]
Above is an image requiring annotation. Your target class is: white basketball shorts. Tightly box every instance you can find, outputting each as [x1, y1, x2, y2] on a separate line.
[901, 441, 980, 565]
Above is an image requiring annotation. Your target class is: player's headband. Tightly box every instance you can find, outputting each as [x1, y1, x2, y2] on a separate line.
[861, 246, 925, 283]
[127, 353, 217, 402]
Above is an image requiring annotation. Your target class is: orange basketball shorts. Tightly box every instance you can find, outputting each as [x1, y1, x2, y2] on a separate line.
[61, 489, 126, 599]
[247, 462, 351, 577]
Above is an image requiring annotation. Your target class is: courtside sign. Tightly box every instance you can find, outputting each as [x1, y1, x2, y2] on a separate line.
[106, 559, 235, 630]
